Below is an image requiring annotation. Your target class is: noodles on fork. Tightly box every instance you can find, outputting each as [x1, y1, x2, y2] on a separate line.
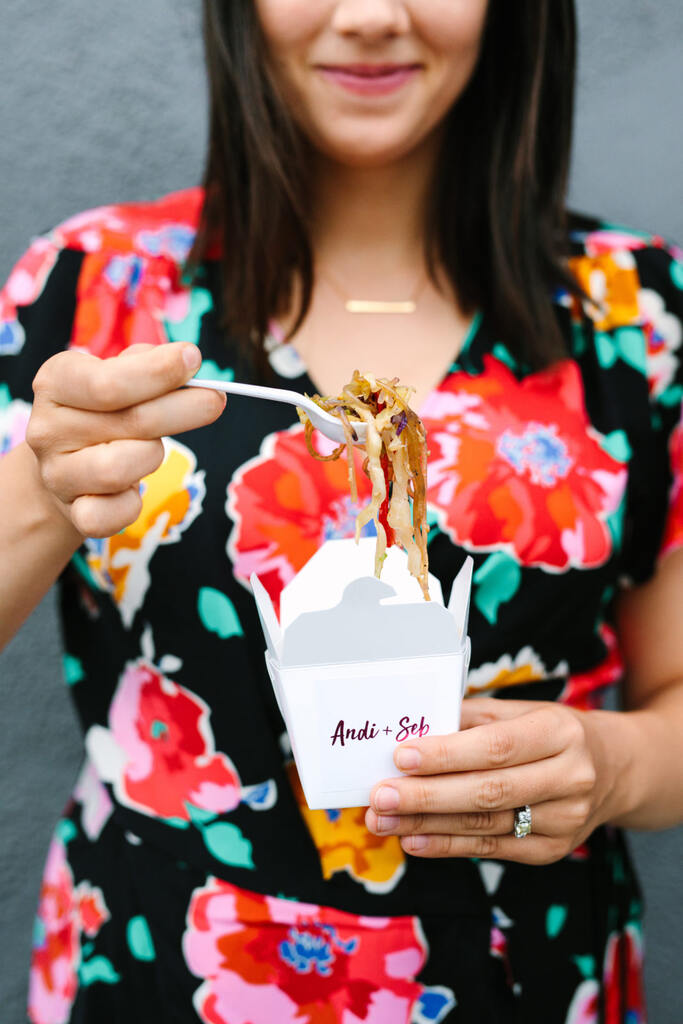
[297, 370, 430, 600]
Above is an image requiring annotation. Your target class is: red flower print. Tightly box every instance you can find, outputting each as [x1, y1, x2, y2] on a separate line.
[559, 624, 625, 710]
[421, 357, 628, 570]
[69, 250, 177, 357]
[227, 426, 373, 616]
[182, 878, 448, 1024]
[52, 188, 202, 258]
[661, 413, 683, 557]
[49, 188, 203, 359]
[603, 924, 645, 1024]
[86, 658, 243, 821]
[28, 835, 110, 1024]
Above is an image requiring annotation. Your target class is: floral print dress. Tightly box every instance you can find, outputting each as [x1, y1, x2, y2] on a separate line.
[1, 189, 682, 1024]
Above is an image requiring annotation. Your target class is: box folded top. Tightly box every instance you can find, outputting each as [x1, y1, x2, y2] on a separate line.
[250, 538, 472, 668]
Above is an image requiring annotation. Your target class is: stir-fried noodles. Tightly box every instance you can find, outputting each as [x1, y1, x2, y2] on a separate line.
[298, 371, 430, 600]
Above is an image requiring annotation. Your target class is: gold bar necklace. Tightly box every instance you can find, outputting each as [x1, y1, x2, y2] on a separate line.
[345, 298, 417, 314]
[320, 266, 426, 315]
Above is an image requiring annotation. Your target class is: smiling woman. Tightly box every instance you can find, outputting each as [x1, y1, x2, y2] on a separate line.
[1, 2, 683, 1023]
[255, 0, 487, 157]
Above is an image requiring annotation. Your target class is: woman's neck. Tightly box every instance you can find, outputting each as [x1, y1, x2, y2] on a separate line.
[310, 135, 440, 285]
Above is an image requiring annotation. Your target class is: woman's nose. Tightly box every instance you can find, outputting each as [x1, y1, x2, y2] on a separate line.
[331, 0, 411, 41]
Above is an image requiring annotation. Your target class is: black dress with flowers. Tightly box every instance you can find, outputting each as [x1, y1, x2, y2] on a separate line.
[2, 189, 682, 1024]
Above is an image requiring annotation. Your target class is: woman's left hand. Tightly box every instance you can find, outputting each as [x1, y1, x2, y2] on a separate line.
[365, 697, 620, 864]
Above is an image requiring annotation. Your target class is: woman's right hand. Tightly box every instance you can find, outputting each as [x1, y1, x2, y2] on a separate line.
[26, 342, 225, 538]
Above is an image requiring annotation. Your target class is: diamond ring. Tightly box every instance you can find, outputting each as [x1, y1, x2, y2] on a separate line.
[513, 805, 532, 838]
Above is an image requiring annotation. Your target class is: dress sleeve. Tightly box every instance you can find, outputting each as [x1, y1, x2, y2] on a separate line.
[0, 238, 83, 456]
[624, 242, 683, 582]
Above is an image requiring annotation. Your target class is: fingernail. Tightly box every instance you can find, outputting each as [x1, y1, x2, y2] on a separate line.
[405, 835, 428, 852]
[374, 786, 399, 812]
[183, 345, 202, 371]
[375, 815, 400, 833]
[396, 747, 421, 771]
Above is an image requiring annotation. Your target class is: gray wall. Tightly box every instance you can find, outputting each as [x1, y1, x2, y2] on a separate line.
[1, 2, 681, 1021]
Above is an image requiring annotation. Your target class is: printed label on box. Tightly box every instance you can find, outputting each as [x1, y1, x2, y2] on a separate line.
[318, 670, 441, 788]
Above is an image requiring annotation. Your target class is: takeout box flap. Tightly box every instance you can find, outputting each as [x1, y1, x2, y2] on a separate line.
[251, 538, 470, 668]
[448, 555, 473, 645]
[281, 575, 462, 665]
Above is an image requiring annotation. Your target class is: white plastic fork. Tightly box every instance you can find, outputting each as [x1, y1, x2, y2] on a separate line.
[184, 377, 367, 446]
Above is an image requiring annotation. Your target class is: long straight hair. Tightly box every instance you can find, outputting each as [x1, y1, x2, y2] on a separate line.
[190, 0, 580, 371]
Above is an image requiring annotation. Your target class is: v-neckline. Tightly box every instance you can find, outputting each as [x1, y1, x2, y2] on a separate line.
[265, 309, 485, 419]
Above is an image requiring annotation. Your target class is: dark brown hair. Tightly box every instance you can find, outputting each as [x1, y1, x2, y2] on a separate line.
[190, 0, 580, 370]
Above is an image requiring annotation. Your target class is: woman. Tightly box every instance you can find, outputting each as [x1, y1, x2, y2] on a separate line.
[1, 1, 682, 1021]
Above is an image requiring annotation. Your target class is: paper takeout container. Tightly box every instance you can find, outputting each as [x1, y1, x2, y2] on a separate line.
[250, 537, 472, 809]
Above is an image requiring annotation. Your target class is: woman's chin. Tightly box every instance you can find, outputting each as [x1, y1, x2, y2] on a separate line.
[310, 126, 434, 170]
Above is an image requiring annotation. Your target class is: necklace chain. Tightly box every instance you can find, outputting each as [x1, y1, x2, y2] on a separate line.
[319, 264, 428, 314]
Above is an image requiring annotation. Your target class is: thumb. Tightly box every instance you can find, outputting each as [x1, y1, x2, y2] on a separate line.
[459, 696, 548, 729]
[118, 343, 160, 359]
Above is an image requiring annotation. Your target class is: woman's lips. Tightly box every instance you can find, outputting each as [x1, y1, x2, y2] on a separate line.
[317, 63, 421, 96]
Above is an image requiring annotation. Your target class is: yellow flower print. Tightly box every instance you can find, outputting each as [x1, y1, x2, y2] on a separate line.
[286, 762, 405, 895]
[569, 250, 640, 331]
[466, 646, 569, 696]
[84, 438, 205, 627]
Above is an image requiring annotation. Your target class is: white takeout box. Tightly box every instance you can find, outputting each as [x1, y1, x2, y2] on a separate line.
[250, 537, 472, 809]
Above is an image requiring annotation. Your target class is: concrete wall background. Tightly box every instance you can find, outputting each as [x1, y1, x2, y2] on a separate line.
[1, 2, 681, 1020]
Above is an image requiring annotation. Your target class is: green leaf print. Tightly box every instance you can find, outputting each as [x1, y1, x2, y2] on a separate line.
[193, 358, 235, 383]
[62, 654, 85, 686]
[600, 429, 632, 463]
[202, 822, 255, 869]
[426, 506, 442, 546]
[572, 955, 596, 980]
[491, 343, 517, 371]
[185, 802, 218, 825]
[546, 904, 568, 938]
[78, 955, 121, 986]
[658, 384, 683, 407]
[55, 819, 78, 845]
[473, 552, 521, 625]
[595, 327, 647, 374]
[126, 915, 156, 962]
[164, 286, 213, 344]
[670, 258, 683, 290]
[198, 587, 244, 639]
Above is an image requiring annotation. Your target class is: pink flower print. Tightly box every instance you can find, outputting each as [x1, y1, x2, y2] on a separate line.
[0, 395, 32, 456]
[182, 878, 449, 1024]
[28, 836, 110, 1024]
[0, 237, 59, 356]
[87, 659, 242, 821]
[72, 759, 114, 841]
